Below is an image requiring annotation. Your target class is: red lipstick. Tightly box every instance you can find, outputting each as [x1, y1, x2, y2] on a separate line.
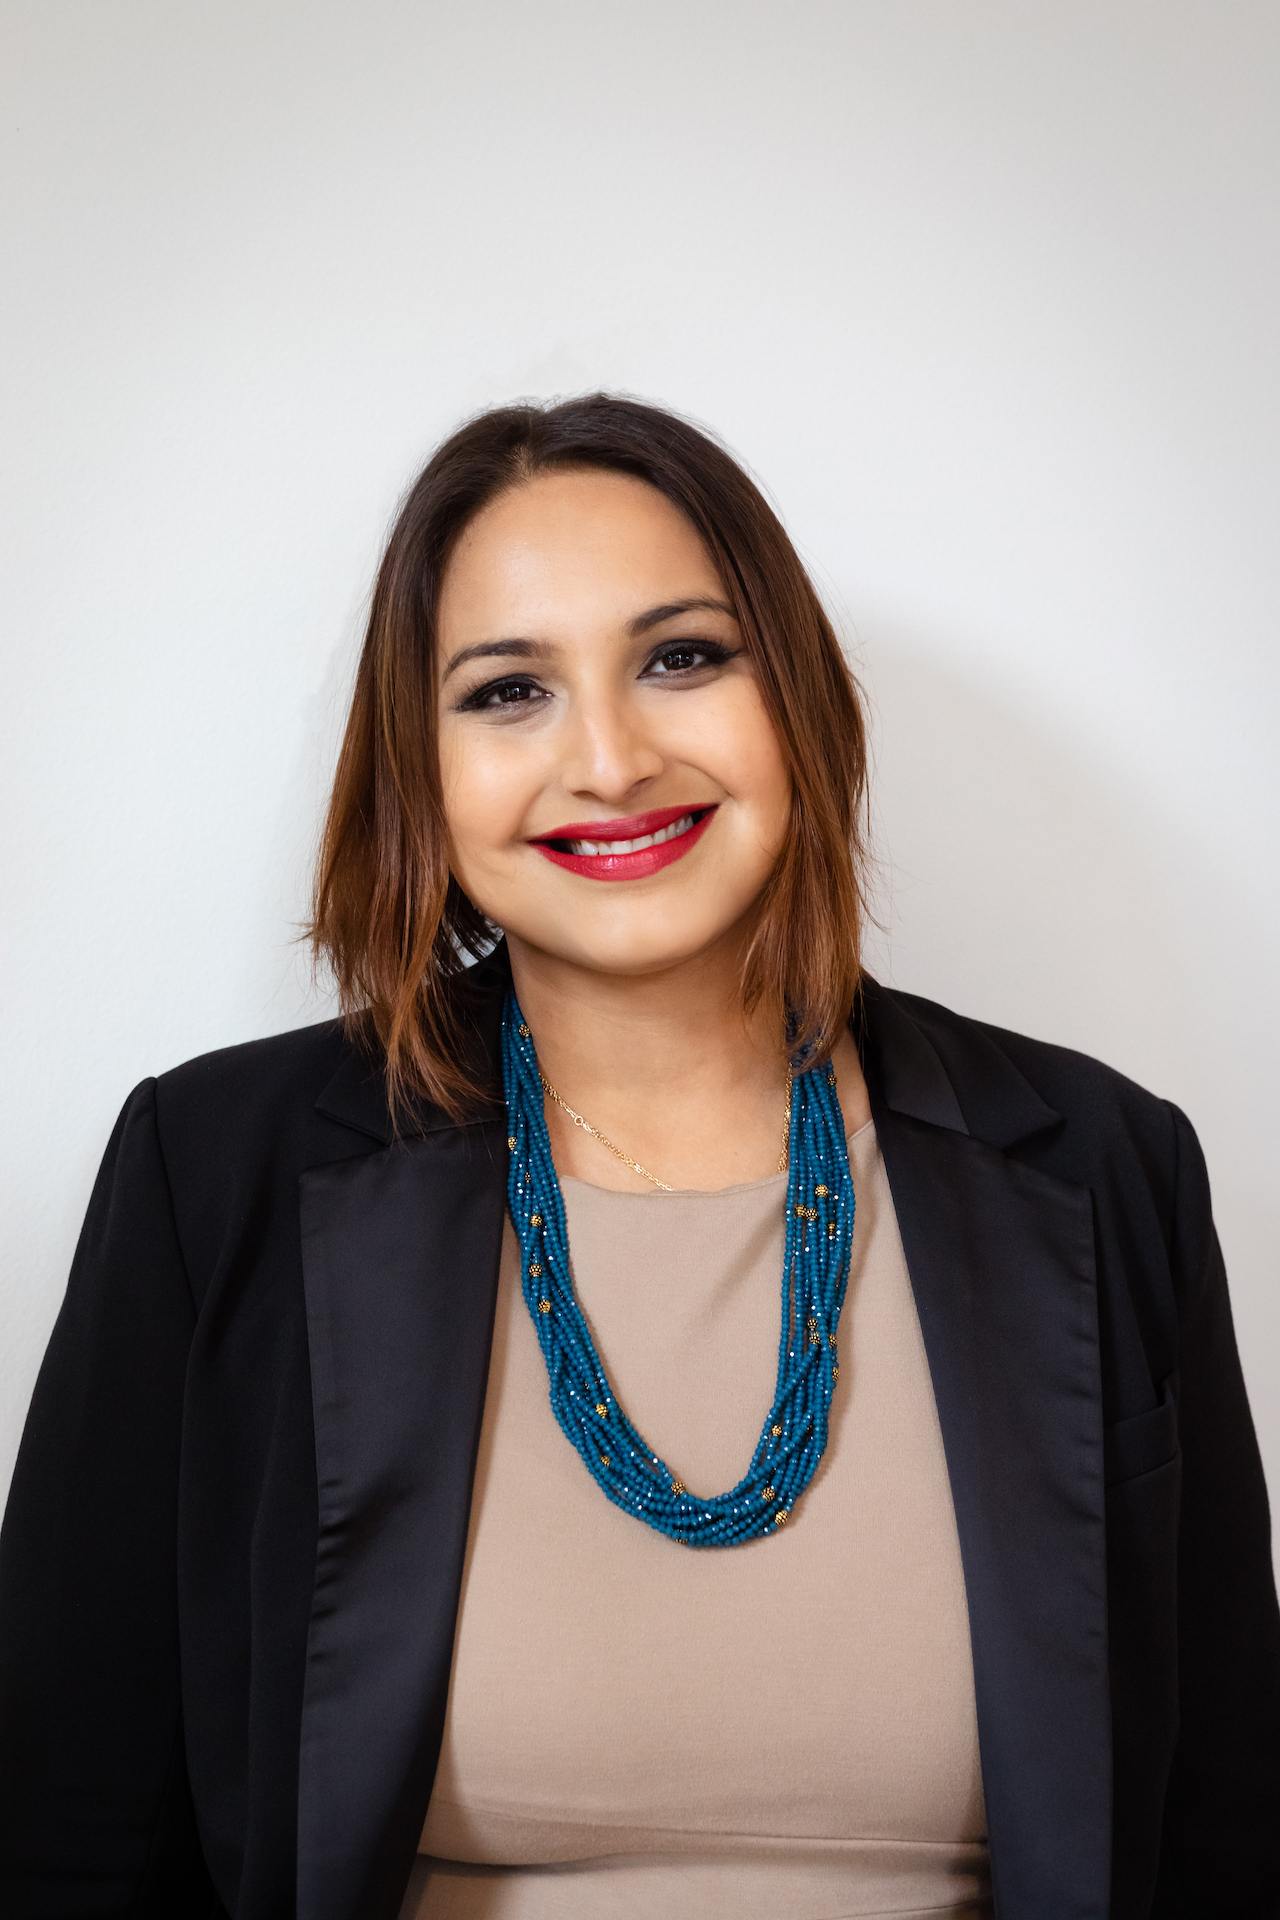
[530, 803, 717, 882]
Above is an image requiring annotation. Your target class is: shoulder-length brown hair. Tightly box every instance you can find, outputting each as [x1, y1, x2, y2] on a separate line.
[310, 394, 871, 1119]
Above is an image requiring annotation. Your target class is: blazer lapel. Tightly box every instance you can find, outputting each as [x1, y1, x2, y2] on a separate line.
[295, 1104, 507, 1920]
[861, 982, 1112, 1920]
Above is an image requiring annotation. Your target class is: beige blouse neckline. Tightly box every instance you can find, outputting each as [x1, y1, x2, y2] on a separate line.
[558, 1117, 876, 1203]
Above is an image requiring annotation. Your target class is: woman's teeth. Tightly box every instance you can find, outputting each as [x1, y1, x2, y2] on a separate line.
[567, 812, 697, 857]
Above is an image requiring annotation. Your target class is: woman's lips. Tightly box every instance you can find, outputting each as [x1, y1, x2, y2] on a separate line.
[531, 805, 717, 881]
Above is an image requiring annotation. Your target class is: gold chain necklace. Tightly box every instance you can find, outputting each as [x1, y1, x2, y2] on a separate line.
[538, 1069, 795, 1191]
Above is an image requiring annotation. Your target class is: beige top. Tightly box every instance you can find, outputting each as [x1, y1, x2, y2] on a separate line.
[401, 1122, 991, 1920]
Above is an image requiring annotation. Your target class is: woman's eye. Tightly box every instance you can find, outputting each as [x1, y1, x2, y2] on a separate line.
[457, 676, 545, 713]
[644, 641, 732, 677]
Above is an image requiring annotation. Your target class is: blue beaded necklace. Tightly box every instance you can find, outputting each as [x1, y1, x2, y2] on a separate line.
[501, 990, 856, 1546]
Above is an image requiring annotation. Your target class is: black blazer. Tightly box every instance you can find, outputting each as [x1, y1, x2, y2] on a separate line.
[2, 959, 1278, 1920]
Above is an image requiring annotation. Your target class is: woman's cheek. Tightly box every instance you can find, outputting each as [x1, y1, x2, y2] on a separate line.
[443, 733, 519, 865]
[681, 697, 789, 844]
[450, 788, 514, 896]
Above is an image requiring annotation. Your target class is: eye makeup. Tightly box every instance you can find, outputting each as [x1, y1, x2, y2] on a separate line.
[451, 634, 740, 715]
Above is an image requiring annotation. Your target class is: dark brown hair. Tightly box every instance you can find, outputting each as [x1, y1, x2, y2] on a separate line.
[310, 394, 871, 1118]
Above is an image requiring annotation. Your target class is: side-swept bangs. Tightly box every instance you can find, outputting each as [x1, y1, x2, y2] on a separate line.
[310, 394, 872, 1119]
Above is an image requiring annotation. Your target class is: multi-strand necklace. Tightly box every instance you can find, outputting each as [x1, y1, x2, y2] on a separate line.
[501, 990, 856, 1547]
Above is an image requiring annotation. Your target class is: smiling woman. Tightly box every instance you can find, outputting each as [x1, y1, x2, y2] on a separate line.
[1, 397, 1277, 1920]
[309, 402, 868, 1158]
[433, 465, 796, 1003]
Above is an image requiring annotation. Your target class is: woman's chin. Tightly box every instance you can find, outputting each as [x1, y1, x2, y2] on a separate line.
[503, 906, 753, 982]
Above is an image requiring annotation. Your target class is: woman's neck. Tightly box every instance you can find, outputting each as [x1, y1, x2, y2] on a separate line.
[505, 931, 869, 1192]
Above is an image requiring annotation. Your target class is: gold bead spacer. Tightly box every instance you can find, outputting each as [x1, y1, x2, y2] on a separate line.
[827, 1222, 838, 1237]
[518, 1024, 531, 1037]
[530, 1213, 542, 1227]
[507, 1136, 517, 1150]
[832, 1363, 840, 1381]
[538, 1299, 551, 1313]
[530, 1262, 543, 1278]
[774, 1510, 789, 1527]
[600, 1454, 610, 1467]
[595, 1402, 607, 1417]
[762, 1485, 776, 1501]
[771, 1424, 782, 1437]
[670, 1479, 686, 1496]
[815, 1184, 828, 1197]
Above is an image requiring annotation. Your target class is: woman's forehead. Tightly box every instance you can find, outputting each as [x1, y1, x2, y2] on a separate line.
[439, 470, 725, 636]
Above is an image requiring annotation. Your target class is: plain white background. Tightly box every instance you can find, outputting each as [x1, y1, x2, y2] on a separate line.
[2, 2, 1277, 1557]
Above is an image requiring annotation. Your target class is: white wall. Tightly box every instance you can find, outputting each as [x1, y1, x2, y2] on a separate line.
[3, 1, 1277, 1550]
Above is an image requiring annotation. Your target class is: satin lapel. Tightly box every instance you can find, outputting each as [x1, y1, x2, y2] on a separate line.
[870, 1092, 1112, 1920]
[296, 1119, 507, 1920]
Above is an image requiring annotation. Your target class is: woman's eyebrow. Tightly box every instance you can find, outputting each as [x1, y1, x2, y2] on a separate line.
[627, 596, 735, 636]
[441, 637, 550, 683]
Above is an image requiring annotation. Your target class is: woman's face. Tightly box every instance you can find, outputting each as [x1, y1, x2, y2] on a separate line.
[436, 469, 793, 980]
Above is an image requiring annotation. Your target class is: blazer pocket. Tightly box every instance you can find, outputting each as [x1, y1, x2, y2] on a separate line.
[1104, 1374, 1179, 1487]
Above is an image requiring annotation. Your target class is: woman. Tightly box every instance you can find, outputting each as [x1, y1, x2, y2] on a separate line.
[1, 395, 1276, 1920]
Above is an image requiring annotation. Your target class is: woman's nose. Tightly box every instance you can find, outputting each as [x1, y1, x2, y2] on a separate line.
[558, 687, 665, 803]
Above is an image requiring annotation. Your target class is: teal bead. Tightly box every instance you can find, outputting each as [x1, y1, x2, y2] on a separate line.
[501, 991, 855, 1548]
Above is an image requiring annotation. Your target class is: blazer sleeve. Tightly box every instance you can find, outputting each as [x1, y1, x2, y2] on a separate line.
[0, 1082, 221, 1918]
[1152, 1103, 1280, 1916]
